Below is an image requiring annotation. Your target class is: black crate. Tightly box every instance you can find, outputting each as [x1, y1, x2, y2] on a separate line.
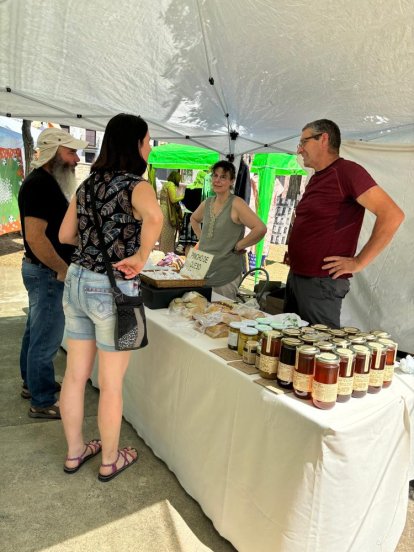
[141, 282, 212, 309]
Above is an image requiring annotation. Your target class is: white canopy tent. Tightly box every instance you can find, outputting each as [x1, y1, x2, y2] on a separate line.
[1, 0, 413, 350]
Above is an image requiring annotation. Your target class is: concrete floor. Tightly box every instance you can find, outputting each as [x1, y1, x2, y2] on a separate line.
[0, 264, 235, 552]
[0, 257, 412, 552]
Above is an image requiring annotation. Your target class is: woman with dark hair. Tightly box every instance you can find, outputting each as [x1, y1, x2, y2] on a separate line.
[158, 170, 184, 253]
[191, 160, 266, 300]
[59, 113, 162, 481]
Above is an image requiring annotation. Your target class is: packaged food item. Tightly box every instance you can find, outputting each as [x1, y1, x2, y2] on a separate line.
[312, 352, 340, 410]
[259, 330, 282, 379]
[237, 327, 259, 356]
[377, 338, 398, 388]
[227, 321, 246, 351]
[351, 344, 371, 398]
[243, 340, 258, 365]
[336, 347, 356, 402]
[293, 345, 319, 399]
[277, 337, 302, 389]
[367, 341, 387, 393]
[205, 323, 229, 338]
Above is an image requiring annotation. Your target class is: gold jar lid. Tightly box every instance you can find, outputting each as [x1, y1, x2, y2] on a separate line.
[282, 327, 301, 336]
[367, 341, 387, 353]
[377, 337, 398, 348]
[328, 329, 347, 337]
[342, 326, 360, 334]
[281, 337, 302, 347]
[311, 323, 330, 331]
[297, 345, 320, 355]
[336, 347, 356, 359]
[332, 337, 350, 348]
[315, 352, 340, 364]
[350, 344, 370, 356]
[315, 340, 335, 350]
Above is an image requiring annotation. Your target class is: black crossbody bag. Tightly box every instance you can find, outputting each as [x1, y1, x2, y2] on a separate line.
[89, 177, 148, 351]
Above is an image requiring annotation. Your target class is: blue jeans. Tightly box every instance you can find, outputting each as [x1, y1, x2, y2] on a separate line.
[20, 260, 65, 408]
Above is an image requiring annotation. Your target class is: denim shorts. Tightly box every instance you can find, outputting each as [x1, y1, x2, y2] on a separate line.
[63, 263, 140, 351]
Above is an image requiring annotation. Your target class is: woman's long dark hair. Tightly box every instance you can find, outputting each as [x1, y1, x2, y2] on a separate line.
[91, 113, 148, 175]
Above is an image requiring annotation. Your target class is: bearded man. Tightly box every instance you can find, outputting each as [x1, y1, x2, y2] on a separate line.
[18, 127, 88, 419]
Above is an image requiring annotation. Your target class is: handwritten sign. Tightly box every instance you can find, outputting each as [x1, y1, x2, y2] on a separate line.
[180, 248, 214, 279]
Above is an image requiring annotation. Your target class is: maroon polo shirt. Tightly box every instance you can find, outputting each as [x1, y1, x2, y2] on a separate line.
[288, 158, 377, 278]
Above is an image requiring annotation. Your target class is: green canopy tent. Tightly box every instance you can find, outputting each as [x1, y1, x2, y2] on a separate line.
[250, 153, 308, 270]
[148, 143, 219, 170]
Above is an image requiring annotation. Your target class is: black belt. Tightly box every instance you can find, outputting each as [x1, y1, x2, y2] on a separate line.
[24, 257, 57, 276]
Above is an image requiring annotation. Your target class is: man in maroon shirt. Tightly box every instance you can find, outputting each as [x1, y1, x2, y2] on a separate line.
[284, 119, 404, 327]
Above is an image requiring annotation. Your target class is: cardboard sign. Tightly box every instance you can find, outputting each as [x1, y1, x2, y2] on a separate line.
[180, 248, 214, 279]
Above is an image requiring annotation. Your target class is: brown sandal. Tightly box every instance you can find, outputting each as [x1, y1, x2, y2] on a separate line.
[98, 447, 138, 482]
[28, 404, 61, 419]
[64, 439, 102, 474]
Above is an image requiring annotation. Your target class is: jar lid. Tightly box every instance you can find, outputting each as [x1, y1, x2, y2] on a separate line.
[300, 334, 320, 343]
[336, 347, 356, 358]
[255, 317, 270, 325]
[301, 326, 318, 334]
[311, 324, 329, 330]
[243, 320, 257, 327]
[297, 345, 320, 355]
[281, 337, 302, 346]
[328, 329, 347, 336]
[240, 327, 259, 336]
[245, 340, 258, 347]
[314, 340, 335, 349]
[316, 352, 340, 363]
[367, 341, 387, 352]
[332, 337, 350, 347]
[355, 332, 376, 341]
[350, 336, 366, 344]
[263, 329, 282, 338]
[371, 330, 391, 339]
[377, 337, 397, 347]
[255, 324, 273, 331]
[342, 326, 360, 333]
[351, 344, 370, 355]
[282, 327, 301, 335]
[229, 321, 245, 329]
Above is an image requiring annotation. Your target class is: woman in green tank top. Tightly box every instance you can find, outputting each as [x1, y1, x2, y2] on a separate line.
[190, 161, 266, 300]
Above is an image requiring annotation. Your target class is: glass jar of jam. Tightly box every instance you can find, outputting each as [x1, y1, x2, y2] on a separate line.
[243, 340, 258, 365]
[367, 341, 387, 393]
[377, 338, 398, 388]
[314, 340, 335, 352]
[227, 321, 246, 351]
[277, 337, 302, 389]
[255, 324, 273, 338]
[351, 344, 371, 398]
[342, 326, 360, 336]
[310, 323, 330, 332]
[331, 337, 350, 349]
[293, 345, 319, 399]
[312, 352, 340, 410]
[259, 330, 282, 379]
[336, 347, 356, 402]
[282, 327, 302, 338]
[328, 329, 347, 338]
[237, 327, 259, 356]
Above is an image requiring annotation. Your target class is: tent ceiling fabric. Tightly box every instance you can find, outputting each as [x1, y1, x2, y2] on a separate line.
[1, 0, 414, 155]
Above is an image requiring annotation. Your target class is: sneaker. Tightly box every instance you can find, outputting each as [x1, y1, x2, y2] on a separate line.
[21, 381, 62, 400]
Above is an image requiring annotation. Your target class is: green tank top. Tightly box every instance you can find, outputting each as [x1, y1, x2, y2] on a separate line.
[198, 195, 245, 286]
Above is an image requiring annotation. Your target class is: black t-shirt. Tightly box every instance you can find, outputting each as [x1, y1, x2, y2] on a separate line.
[18, 167, 74, 264]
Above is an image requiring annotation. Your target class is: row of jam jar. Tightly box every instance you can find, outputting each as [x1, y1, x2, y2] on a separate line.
[228, 324, 398, 410]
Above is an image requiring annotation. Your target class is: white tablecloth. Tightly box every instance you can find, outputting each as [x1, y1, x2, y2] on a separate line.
[92, 306, 414, 552]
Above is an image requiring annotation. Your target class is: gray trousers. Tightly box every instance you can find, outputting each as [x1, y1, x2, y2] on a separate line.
[283, 271, 350, 328]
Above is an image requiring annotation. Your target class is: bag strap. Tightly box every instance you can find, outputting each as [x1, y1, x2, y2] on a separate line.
[88, 176, 121, 295]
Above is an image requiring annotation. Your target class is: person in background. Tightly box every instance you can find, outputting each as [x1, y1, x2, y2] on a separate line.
[284, 118, 404, 327]
[59, 113, 162, 481]
[190, 160, 267, 300]
[176, 170, 206, 255]
[158, 170, 184, 253]
[18, 127, 88, 419]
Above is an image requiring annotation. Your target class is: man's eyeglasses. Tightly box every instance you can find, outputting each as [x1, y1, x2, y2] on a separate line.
[297, 133, 323, 149]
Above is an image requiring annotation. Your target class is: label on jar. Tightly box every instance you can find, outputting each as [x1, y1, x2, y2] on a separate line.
[383, 364, 394, 382]
[259, 354, 278, 374]
[255, 351, 261, 369]
[243, 350, 257, 365]
[293, 371, 312, 392]
[277, 361, 294, 383]
[369, 369, 384, 387]
[337, 376, 353, 396]
[312, 380, 338, 403]
[353, 372, 369, 391]
[227, 330, 239, 349]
